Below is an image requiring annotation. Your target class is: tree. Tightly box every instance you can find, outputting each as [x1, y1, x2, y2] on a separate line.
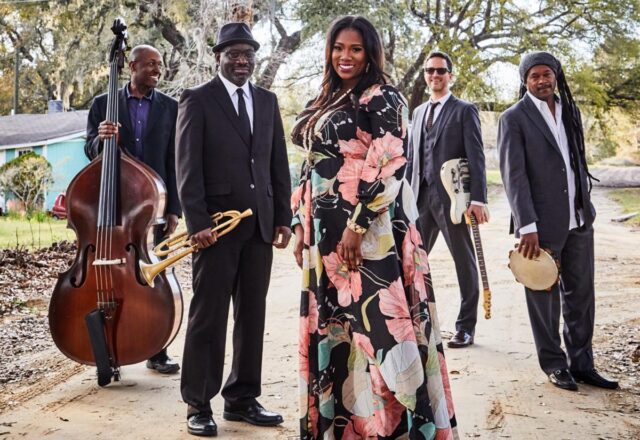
[0, 152, 53, 215]
[292, 0, 640, 111]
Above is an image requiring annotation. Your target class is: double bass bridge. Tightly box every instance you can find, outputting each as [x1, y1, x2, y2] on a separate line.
[92, 258, 127, 266]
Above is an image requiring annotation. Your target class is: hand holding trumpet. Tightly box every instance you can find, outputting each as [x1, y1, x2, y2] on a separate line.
[191, 228, 218, 250]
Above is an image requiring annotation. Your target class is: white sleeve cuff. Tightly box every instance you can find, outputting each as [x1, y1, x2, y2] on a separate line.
[470, 201, 485, 206]
[519, 222, 538, 235]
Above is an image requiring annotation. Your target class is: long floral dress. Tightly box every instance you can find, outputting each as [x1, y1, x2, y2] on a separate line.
[291, 84, 458, 439]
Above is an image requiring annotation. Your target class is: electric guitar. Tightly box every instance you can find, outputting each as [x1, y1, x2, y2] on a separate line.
[440, 158, 491, 319]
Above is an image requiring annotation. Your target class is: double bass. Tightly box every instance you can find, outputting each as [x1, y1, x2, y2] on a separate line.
[49, 19, 182, 386]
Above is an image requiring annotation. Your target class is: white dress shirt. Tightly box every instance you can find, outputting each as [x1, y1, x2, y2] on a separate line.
[520, 92, 582, 234]
[426, 91, 451, 125]
[218, 72, 254, 133]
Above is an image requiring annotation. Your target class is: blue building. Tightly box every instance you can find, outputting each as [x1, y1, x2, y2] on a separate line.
[0, 111, 89, 211]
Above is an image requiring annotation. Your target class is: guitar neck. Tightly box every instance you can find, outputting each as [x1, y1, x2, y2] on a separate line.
[469, 214, 489, 291]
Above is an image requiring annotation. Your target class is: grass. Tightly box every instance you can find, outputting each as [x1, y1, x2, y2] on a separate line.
[486, 169, 503, 186]
[0, 216, 76, 249]
[608, 188, 640, 227]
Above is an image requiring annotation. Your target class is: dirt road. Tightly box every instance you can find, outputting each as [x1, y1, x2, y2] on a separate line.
[0, 187, 638, 439]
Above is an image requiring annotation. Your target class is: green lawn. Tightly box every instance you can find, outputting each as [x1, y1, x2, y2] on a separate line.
[608, 188, 640, 227]
[486, 169, 503, 186]
[0, 216, 76, 249]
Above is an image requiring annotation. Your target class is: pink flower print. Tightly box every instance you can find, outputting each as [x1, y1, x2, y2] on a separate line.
[308, 394, 319, 439]
[359, 84, 383, 106]
[322, 251, 363, 306]
[439, 352, 455, 419]
[339, 133, 368, 159]
[356, 127, 372, 150]
[352, 331, 375, 360]
[343, 415, 377, 439]
[302, 180, 312, 245]
[299, 326, 309, 383]
[435, 427, 455, 440]
[337, 157, 364, 205]
[361, 132, 406, 183]
[402, 223, 430, 300]
[374, 397, 406, 436]
[291, 182, 303, 212]
[379, 279, 417, 343]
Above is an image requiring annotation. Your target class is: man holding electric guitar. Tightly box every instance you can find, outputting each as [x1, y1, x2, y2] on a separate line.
[406, 51, 488, 348]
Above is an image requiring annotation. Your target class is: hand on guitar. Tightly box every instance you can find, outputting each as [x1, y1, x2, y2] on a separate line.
[466, 204, 488, 224]
[518, 232, 540, 260]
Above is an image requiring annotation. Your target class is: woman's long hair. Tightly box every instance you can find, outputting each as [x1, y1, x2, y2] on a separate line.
[291, 15, 389, 143]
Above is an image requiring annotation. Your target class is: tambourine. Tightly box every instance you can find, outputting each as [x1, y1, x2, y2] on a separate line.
[508, 247, 560, 291]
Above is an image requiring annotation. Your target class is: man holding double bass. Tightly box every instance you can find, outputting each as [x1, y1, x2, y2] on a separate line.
[85, 44, 181, 375]
[498, 51, 618, 392]
[175, 22, 291, 437]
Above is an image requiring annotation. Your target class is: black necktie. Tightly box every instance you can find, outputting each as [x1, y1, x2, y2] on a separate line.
[425, 101, 440, 131]
[236, 88, 252, 142]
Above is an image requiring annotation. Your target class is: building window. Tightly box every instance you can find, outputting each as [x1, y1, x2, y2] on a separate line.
[17, 148, 33, 156]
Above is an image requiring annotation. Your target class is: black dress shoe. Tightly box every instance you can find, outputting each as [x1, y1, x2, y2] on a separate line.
[447, 330, 474, 348]
[146, 356, 180, 374]
[187, 413, 217, 437]
[223, 402, 284, 426]
[571, 368, 619, 389]
[548, 368, 578, 391]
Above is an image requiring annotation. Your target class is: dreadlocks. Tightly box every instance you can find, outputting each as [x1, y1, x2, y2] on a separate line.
[519, 52, 598, 193]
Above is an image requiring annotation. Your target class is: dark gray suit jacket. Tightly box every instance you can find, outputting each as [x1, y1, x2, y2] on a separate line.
[175, 76, 291, 243]
[497, 94, 595, 249]
[407, 95, 487, 205]
[85, 88, 181, 216]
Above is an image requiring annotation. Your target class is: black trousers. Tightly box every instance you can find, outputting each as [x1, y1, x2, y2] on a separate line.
[525, 225, 595, 374]
[148, 225, 173, 362]
[181, 226, 273, 416]
[417, 181, 479, 335]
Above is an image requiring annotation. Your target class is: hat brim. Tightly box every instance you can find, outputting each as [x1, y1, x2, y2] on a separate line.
[213, 38, 260, 53]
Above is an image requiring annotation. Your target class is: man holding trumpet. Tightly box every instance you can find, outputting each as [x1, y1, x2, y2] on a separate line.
[175, 22, 292, 437]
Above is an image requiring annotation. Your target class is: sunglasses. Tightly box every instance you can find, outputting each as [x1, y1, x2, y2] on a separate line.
[424, 67, 450, 75]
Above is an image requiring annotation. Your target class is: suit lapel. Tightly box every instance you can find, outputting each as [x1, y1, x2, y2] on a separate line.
[210, 77, 251, 149]
[431, 95, 456, 147]
[522, 94, 562, 155]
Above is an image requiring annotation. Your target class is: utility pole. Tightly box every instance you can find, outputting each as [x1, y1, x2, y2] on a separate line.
[12, 49, 20, 115]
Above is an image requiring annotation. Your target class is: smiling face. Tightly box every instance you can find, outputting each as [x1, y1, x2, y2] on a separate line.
[331, 28, 367, 90]
[526, 64, 557, 101]
[216, 43, 256, 87]
[130, 48, 163, 93]
[423, 56, 452, 99]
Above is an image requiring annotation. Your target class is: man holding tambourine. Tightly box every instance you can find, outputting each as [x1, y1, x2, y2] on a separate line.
[498, 52, 618, 392]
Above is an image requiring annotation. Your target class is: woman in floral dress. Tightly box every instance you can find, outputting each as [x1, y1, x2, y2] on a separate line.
[291, 16, 458, 439]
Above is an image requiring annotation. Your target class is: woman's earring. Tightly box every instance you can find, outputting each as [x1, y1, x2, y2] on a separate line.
[365, 63, 370, 73]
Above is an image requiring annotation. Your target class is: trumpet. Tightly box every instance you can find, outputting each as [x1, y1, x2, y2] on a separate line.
[140, 209, 253, 287]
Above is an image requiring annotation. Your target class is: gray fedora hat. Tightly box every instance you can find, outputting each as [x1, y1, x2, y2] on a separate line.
[212, 22, 260, 52]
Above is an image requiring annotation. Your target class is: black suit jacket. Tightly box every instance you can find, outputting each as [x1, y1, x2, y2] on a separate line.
[175, 76, 291, 242]
[85, 87, 181, 216]
[497, 94, 595, 249]
[407, 95, 487, 204]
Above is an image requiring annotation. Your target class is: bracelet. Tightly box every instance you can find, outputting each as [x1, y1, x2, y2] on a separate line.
[347, 218, 367, 235]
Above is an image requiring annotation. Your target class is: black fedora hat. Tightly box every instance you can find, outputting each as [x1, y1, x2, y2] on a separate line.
[213, 22, 260, 52]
